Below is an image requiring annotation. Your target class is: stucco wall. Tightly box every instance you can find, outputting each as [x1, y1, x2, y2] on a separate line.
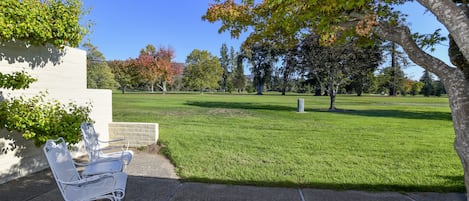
[0, 41, 112, 184]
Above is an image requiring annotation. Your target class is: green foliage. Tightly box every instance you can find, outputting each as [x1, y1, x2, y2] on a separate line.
[410, 81, 424, 96]
[0, 71, 37, 90]
[376, 66, 406, 96]
[184, 49, 223, 92]
[108, 60, 135, 93]
[220, 43, 230, 91]
[0, 0, 88, 47]
[203, 0, 396, 47]
[0, 92, 92, 146]
[420, 70, 434, 97]
[83, 43, 117, 89]
[233, 52, 246, 92]
[245, 43, 280, 95]
[87, 62, 117, 89]
[245, 85, 254, 93]
[412, 29, 447, 52]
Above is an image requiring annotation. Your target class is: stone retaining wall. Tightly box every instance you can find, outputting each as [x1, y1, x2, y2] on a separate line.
[108, 122, 159, 148]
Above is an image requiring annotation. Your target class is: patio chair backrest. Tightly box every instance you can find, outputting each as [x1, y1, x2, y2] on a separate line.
[43, 138, 81, 198]
[80, 122, 102, 161]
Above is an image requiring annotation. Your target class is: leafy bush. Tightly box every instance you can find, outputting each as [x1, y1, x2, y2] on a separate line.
[0, 71, 37, 90]
[0, 92, 92, 146]
[0, 0, 88, 47]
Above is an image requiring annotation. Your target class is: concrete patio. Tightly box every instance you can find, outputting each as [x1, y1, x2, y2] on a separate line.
[0, 151, 466, 201]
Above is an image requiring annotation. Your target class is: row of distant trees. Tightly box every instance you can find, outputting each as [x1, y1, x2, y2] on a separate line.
[84, 43, 224, 94]
[85, 41, 444, 98]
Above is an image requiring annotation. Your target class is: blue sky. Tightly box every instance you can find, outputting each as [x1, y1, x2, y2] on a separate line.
[81, 0, 451, 80]
[81, 0, 246, 62]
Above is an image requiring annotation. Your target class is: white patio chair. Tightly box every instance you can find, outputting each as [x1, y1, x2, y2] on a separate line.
[81, 122, 134, 165]
[43, 137, 127, 201]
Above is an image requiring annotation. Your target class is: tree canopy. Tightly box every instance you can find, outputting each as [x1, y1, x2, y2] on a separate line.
[134, 45, 179, 93]
[184, 49, 223, 92]
[0, 0, 88, 47]
[83, 43, 117, 89]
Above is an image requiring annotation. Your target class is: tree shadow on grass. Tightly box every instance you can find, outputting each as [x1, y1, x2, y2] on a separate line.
[315, 109, 452, 121]
[185, 101, 297, 112]
[186, 101, 452, 121]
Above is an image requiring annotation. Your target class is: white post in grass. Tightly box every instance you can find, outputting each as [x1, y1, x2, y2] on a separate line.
[297, 98, 304, 113]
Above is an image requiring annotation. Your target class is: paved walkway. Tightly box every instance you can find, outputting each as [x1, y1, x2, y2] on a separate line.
[0, 151, 466, 201]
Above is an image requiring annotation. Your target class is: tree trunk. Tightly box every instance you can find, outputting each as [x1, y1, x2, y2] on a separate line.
[162, 81, 167, 95]
[329, 81, 336, 111]
[374, 22, 469, 196]
[356, 86, 363, 96]
[390, 42, 398, 96]
[445, 72, 469, 196]
[281, 76, 287, 96]
[315, 86, 322, 96]
[256, 84, 264, 95]
[121, 86, 126, 94]
[156, 81, 168, 95]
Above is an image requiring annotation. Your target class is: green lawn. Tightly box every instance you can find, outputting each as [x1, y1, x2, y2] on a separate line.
[113, 92, 463, 192]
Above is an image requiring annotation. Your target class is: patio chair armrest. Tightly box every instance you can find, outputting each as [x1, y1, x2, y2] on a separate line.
[99, 146, 125, 152]
[98, 138, 125, 143]
[74, 157, 121, 166]
[59, 173, 114, 186]
[98, 138, 130, 151]
[74, 160, 90, 166]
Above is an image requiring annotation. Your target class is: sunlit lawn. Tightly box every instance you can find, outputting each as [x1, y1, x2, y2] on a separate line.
[113, 92, 463, 192]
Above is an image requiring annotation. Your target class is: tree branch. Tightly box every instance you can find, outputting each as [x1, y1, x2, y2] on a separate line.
[373, 22, 455, 80]
[417, 0, 469, 61]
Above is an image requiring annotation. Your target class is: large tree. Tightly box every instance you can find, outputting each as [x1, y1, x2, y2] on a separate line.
[233, 49, 246, 93]
[155, 46, 179, 94]
[134, 53, 159, 92]
[376, 66, 407, 95]
[300, 35, 382, 110]
[135, 44, 178, 94]
[183, 49, 223, 92]
[204, 0, 469, 194]
[279, 46, 300, 96]
[244, 43, 278, 95]
[83, 43, 116, 89]
[108, 59, 137, 94]
[420, 69, 434, 97]
[220, 43, 230, 92]
[382, 42, 411, 96]
[169, 62, 185, 91]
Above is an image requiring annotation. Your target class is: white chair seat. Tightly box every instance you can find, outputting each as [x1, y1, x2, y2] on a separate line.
[81, 159, 124, 177]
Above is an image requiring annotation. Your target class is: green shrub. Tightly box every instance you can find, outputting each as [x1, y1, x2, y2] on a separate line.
[0, 92, 92, 146]
[0, 71, 37, 90]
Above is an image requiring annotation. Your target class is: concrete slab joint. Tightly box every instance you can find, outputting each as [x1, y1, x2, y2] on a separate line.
[108, 122, 159, 147]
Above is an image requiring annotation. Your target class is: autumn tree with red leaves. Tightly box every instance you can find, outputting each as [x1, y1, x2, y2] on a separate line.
[135, 44, 179, 94]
